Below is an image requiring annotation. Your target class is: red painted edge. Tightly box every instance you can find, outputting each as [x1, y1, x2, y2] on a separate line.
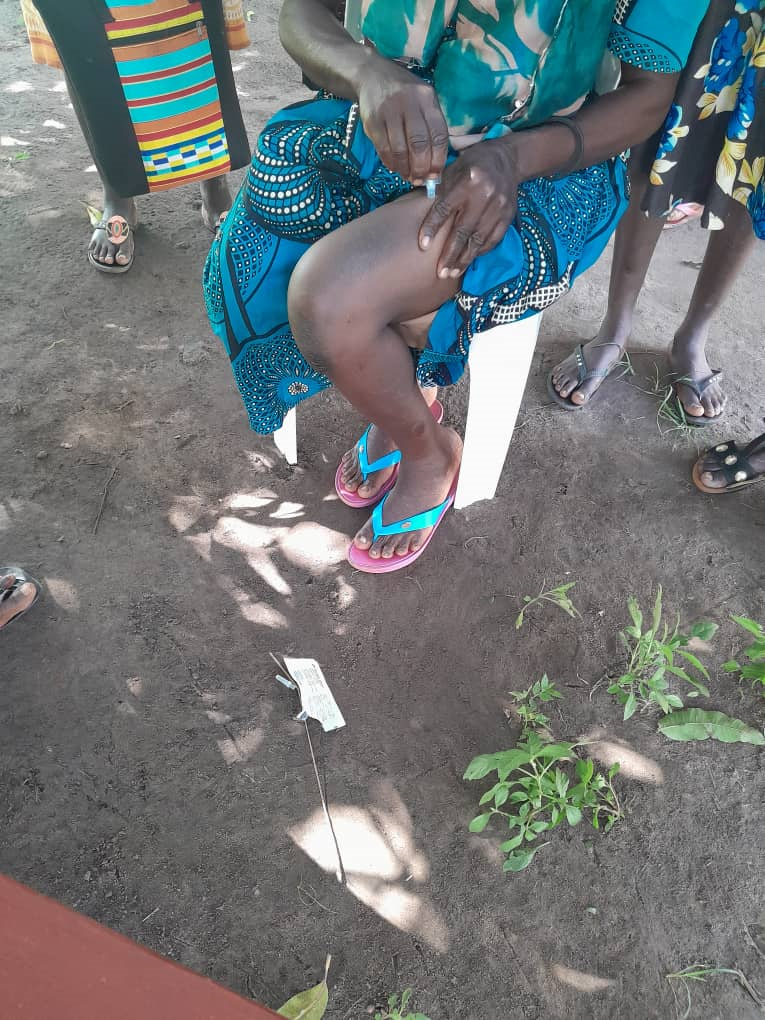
[0, 875, 283, 1020]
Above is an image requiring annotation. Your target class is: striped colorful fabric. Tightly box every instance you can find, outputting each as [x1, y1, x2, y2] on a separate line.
[105, 1, 205, 41]
[108, 6, 232, 192]
[21, 0, 250, 197]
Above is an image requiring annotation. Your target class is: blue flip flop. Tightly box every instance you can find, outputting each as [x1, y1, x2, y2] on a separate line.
[347, 473, 458, 574]
[335, 399, 444, 508]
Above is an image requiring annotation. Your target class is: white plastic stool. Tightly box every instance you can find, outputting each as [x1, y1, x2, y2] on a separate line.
[272, 312, 542, 508]
[454, 312, 541, 508]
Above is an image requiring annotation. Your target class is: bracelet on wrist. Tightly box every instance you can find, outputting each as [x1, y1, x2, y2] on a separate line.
[547, 115, 585, 180]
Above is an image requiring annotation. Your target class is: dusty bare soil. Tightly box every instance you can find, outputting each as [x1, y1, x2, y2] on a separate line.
[1, 3, 764, 1017]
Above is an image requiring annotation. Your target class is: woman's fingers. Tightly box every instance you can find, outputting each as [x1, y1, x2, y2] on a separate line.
[381, 113, 411, 179]
[436, 205, 492, 277]
[404, 107, 436, 184]
[420, 95, 449, 178]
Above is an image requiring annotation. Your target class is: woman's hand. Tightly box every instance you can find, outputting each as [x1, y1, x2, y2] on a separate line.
[357, 64, 449, 184]
[418, 138, 521, 278]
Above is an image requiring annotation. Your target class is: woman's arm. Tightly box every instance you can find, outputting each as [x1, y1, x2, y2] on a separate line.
[420, 63, 679, 277]
[279, 0, 372, 101]
[279, 0, 449, 182]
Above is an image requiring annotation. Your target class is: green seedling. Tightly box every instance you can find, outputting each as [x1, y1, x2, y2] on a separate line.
[723, 616, 765, 695]
[465, 733, 622, 872]
[659, 708, 765, 745]
[515, 581, 580, 630]
[607, 587, 717, 720]
[666, 963, 764, 1019]
[509, 675, 562, 737]
[278, 956, 330, 1020]
[375, 989, 431, 1020]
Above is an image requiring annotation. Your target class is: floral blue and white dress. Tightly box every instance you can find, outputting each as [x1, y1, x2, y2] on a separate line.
[204, 0, 707, 435]
[644, 0, 765, 237]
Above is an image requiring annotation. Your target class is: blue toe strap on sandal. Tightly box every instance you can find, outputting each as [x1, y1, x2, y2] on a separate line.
[357, 426, 401, 481]
[370, 489, 453, 538]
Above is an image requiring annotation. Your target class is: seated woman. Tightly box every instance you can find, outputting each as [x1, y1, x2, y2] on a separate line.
[204, 0, 706, 574]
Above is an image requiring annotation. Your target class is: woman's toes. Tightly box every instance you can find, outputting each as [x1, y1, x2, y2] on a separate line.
[700, 469, 723, 488]
[570, 388, 587, 405]
[353, 521, 374, 550]
[400, 532, 420, 556]
[358, 477, 378, 498]
[378, 536, 397, 559]
[369, 538, 387, 559]
[116, 250, 130, 266]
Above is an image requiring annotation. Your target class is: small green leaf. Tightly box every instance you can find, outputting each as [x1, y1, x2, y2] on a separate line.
[658, 709, 765, 745]
[494, 786, 510, 808]
[501, 834, 524, 853]
[651, 586, 663, 633]
[628, 597, 643, 632]
[537, 741, 576, 760]
[731, 615, 764, 638]
[565, 805, 582, 826]
[653, 692, 671, 714]
[689, 621, 718, 641]
[576, 759, 594, 784]
[278, 957, 330, 1019]
[623, 693, 638, 721]
[469, 813, 492, 833]
[607, 763, 620, 779]
[463, 755, 496, 781]
[676, 649, 709, 677]
[82, 202, 104, 227]
[503, 849, 537, 872]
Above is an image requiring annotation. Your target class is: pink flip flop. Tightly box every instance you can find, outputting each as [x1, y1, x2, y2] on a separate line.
[663, 202, 703, 229]
[347, 472, 458, 574]
[334, 399, 444, 508]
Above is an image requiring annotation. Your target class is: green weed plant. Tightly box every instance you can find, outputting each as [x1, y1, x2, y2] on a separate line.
[465, 733, 622, 872]
[608, 587, 717, 719]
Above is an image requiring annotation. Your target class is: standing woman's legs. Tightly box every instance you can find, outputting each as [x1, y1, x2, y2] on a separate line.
[63, 78, 137, 270]
[200, 177, 232, 232]
[551, 145, 665, 403]
[670, 196, 756, 418]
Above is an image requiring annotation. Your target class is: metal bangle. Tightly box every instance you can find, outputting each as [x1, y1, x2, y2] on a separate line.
[547, 115, 585, 180]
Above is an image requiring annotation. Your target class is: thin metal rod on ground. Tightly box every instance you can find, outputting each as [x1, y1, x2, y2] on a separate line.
[92, 466, 118, 535]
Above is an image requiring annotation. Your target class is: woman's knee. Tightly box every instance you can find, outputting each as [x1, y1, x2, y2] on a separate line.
[287, 246, 351, 372]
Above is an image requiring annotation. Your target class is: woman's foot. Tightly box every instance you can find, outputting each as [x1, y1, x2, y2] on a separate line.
[669, 336, 726, 420]
[339, 388, 440, 502]
[340, 423, 397, 501]
[88, 195, 137, 270]
[550, 338, 626, 406]
[693, 433, 765, 491]
[352, 426, 462, 560]
[200, 176, 231, 232]
[0, 572, 39, 630]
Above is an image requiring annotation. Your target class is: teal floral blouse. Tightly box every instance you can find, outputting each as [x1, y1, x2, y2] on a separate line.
[360, 0, 710, 135]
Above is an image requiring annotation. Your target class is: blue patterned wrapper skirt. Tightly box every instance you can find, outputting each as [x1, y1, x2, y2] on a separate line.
[203, 94, 629, 435]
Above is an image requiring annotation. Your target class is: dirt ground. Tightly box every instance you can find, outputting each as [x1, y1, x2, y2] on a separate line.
[2, 4, 764, 1018]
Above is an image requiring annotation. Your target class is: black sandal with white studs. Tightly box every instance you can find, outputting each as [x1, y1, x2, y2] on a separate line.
[692, 430, 765, 494]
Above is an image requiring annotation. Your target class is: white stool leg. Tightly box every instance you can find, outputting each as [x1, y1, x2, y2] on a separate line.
[454, 313, 541, 510]
[273, 407, 298, 465]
